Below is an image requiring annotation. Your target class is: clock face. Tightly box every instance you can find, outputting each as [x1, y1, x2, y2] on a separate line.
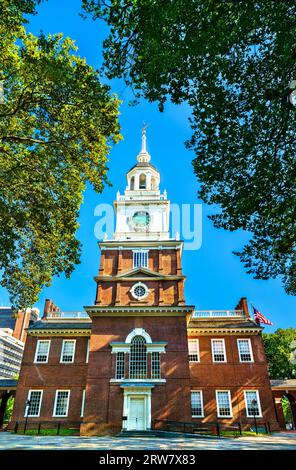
[132, 211, 151, 231]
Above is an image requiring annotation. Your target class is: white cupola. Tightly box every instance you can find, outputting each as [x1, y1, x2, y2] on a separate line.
[114, 126, 170, 241]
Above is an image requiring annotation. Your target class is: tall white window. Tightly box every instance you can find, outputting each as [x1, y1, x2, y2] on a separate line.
[116, 352, 125, 379]
[151, 352, 161, 379]
[216, 391, 232, 418]
[188, 339, 199, 362]
[25, 390, 43, 417]
[244, 390, 262, 417]
[60, 340, 76, 363]
[191, 391, 204, 417]
[129, 336, 147, 379]
[211, 339, 227, 362]
[133, 250, 149, 268]
[237, 339, 253, 362]
[81, 390, 86, 417]
[53, 390, 70, 417]
[34, 340, 50, 363]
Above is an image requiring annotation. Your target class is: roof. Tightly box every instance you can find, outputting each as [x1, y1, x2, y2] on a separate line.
[270, 379, 296, 389]
[128, 161, 159, 174]
[27, 321, 91, 331]
[188, 319, 261, 330]
[0, 379, 18, 389]
[0, 308, 15, 331]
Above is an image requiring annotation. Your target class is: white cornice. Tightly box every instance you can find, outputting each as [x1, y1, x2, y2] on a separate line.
[27, 329, 91, 337]
[99, 240, 183, 250]
[188, 328, 261, 335]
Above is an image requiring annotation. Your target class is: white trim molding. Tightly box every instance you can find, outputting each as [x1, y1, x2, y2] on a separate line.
[130, 282, 150, 300]
[121, 385, 154, 431]
[244, 390, 263, 418]
[216, 390, 233, 418]
[237, 338, 254, 363]
[125, 328, 152, 344]
[188, 339, 200, 363]
[53, 390, 71, 417]
[24, 390, 43, 417]
[211, 338, 227, 363]
[191, 390, 204, 418]
[60, 339, 76, 364]
[34, 340, 51, 364]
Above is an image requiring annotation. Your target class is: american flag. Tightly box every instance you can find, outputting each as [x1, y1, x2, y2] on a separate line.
[252, 306, 273, 325]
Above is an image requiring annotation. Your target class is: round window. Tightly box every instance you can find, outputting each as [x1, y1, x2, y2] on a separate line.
[131, 282, 149, 300]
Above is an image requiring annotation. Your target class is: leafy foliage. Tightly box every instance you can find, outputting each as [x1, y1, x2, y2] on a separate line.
[82, 0, 296, 293]
[3, 396, 14, 423]
[0, 1, 121, 308]
[263, 328, 296, 379]
[281, 396, 292, 425]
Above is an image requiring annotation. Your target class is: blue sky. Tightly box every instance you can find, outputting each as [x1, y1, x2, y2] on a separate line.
[0, 0, 295, 330]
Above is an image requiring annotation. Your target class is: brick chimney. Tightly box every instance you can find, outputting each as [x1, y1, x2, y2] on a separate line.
[13, 308, 39, 343]
[235, 297, 250, 317]
[42, 299, 60, 319]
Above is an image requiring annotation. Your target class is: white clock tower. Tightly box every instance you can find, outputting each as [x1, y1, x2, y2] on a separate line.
[114, 127, 170, 240]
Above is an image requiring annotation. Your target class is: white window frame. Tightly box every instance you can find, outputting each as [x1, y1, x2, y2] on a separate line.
[216, 390, 233, 418]
[34, 340, 50, 364]
[188, 339, 200, 363]
[81, 390, 86, 417]
[115, 351, 125, 379]
[53, 390, 70, 417]
[237, 338, 254, 363]
[211, 339, 227, 363]
[86, 339, 90, 363]
[133, 250, 149, 269]
[191, 390, 204, 418]
[60, 339, 76, 363]
[244, 390, 262, 418]
[24, 390, 43, 417]
[151, 351, 161, 379]
[130, 282, 149, 300]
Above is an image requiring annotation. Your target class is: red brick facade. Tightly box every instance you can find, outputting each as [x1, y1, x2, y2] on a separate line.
[10, 146, 280, 435]
[10, 244, 279, 435]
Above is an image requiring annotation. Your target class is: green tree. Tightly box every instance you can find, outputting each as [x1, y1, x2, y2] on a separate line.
[82, 0, 296, 294]
[281, 396, 292, 425]
[3, 396, 14, 424]
[0, 1, 121, 308]
[263, 328, 296, 379]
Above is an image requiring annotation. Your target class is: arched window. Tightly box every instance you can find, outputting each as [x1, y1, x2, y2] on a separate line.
[151, 176, 157, 190]
[129, 336, 147, 379]
[130, 176, 135, 190]
[139, 174, 146, 189]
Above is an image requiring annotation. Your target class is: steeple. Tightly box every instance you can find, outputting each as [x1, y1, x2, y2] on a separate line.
[114, 126, 170, 241]
[137, 125, 151, 163]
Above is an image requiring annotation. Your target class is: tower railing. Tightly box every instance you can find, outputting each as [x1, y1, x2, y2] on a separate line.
[192, 310, 244, 318]
[46, 311, 89, 319]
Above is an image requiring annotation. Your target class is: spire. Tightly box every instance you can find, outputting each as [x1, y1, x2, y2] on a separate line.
[137, 124, 151, 163]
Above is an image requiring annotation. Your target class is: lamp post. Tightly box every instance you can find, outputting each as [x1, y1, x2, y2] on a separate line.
[24, 399, 31, 434]
[251, 399, 258, 435]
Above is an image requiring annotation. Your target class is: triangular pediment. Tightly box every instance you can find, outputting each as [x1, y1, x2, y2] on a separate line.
[116, 267, 163, 279]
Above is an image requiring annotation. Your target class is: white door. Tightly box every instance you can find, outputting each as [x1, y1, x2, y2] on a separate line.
[128, 397, 145, 430]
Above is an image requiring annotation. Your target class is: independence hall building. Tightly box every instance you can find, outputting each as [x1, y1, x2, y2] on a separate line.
[10, 131, 279, 435]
